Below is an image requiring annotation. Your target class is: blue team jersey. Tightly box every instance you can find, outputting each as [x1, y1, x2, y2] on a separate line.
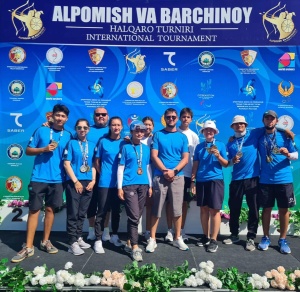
[152, 130, 189, 176]
[258, 130, 296, 184]
[227, 128, 264, 181]
[193, 140, 228, 182]
[95, 137, 127, 188]
[63, 139, 96, 181]
[119, 143, 151, 186]
[88, 125, 109, 145]
[28, 126, 72, 183]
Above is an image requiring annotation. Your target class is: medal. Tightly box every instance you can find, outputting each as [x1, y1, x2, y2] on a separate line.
[86, 165, 90, 172]
[236, 151, 243, 158]
[80, 165, 87, 172]
[50, 128, 63, 149]
[272, 147, 281, 154]
[131, 139, 143, 175]
[266, 156, 273, 163]
[137, 168, 143, 175]
[51, 140, 58, 149]
[206, 145, 217, 154]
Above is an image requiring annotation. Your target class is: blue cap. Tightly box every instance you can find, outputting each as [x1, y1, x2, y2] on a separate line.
[130, 121, 146, 131]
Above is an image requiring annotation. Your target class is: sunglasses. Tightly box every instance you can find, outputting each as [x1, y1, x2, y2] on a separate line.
[95, 113, 107, 117]
[76, 126, 89, 130]
[165, 115, 177, 120]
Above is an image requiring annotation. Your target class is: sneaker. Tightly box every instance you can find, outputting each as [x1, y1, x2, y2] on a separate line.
[278, 238, 291, 254]
[110, 234, 124, 247]
[144, 230, 150, 241]
[40, 240, 58, 254]
[102, 227, 111, 242]
[174, 236, 189, 251]
[124, 243, 132, 253]
[87, 227, 96, 241]
[207, 239, 218, 253]
[165, 229, 174, 242]
[223, 234, 240, 245]
[146, 237, 157, 253]
[245, 239, 256, 251]
[197, 236, 210, 247]
[68, 242, 84, 256]
[132, 248, 143, 262]
[181, 229, 189, 242]
[258, 236, 271, 251]
[94, 240, 105, 254]
[77, 237, 91, 249]
[11, 245, 34, 263]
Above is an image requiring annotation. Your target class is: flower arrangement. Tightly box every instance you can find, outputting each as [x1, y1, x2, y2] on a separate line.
[272, 210, 300, 236]
[248, 273, 270, 289]
[7, 200, 29, 207]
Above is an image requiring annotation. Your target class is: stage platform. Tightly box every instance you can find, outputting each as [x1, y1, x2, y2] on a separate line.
[0, 231, 299, 291]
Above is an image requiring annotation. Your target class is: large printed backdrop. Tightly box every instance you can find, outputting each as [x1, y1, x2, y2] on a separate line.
[0, 0, 299, 208]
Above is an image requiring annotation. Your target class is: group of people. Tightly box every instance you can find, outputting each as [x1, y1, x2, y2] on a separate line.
[11, 104, 298, 263]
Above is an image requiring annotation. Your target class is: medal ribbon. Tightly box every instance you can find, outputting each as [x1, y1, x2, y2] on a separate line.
[50, 128, 64, 144]
[235, 136, 244, 154]
[131, 140, 143, 169]
[264, 131, 277, 159]
[78, 140, 89, 166]
[205, 138, 215, 151]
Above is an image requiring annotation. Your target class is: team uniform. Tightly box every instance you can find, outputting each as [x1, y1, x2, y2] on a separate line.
[94, 137, 126, 240]
[64, 139, 96, 246]
[151, 130, 189, 218]
[118, 142, 151, 247]
[194, 140, 227, 210]
[27, 126, 72, 211]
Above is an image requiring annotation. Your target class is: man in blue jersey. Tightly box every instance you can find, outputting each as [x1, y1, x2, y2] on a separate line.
[257, 110, 298, 254]
[11, 104, 72, 263]
[146, 108, 189, 252]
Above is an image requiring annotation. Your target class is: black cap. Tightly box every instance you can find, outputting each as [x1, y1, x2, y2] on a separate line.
[263, 110, 278, 119]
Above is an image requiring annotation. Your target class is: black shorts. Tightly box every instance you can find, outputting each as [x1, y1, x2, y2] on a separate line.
[196, 180, 224, 210]
[258, 183, 295, 209]
[183, 177, 194, 202]
[28, 181, 64, 211]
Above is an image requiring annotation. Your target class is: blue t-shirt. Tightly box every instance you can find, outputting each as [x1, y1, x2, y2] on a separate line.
[95, 137, 126, 188]
[63, 139, 96, 181]
[119, 143, 151, 186]
[152, 130, 189, 176]
[28, 127, 72, 183]
[88, 125, 109, 145]
[258, 130, 296, 184]
[193, 140, 228, 182]
[227, 128, 264, 181]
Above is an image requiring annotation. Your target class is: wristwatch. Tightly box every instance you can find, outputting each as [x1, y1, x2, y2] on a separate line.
[174, 169, 179, 175]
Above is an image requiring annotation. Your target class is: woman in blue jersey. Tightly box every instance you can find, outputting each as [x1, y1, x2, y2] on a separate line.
[64, 119, 96, 256]
[93, 116, 126, 254]
[191, 120, 228, 253]
[117, 122, 152, 261]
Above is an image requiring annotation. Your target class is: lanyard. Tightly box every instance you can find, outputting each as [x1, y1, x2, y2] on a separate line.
[78, 140, 89, 166]
[50, 128, 63, 143]
[235, 136, 245, 153]
[131, 139, 142, 168]
[205, 138, 215, 148]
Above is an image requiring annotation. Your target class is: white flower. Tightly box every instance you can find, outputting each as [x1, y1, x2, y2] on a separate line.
[35, 274, 44, 281]
[75, 272, 85, 279]
[84, 278, 90, 286]
[90, 275, 101, 285]
[252, 273, 261, 281]
[39, 277, 48, 286]
[56, 275, 64, 284]
[196, 278, 204, 286]
[55, 282, 64, 290]
[262, 282, 270, 289]
[206, 261, 214, 268]
[184, 278, 192, 286]
[210, 283, 218, 290]
[217, 279, 222, 289]
[67, 275, 75, 285]
[254, 281, 263, 289]
[199, 262, 207, 269]
[45, 275, 56, 285]
[33, 266, 46, 276]
[74, 278, 85, 287]
[64, 262, 73, 270]
[204, 266, 214, 274]
[191, 280, 198, 287]
[30, 277, 39, 286]
[191, 268, 197, 273]
[197, 270, 208, 280]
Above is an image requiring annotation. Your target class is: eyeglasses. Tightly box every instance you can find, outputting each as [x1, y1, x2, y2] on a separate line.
[134, 129, 145, 133]
[165, 115, 177, 120]
[76, 126, 89, 130]
[95, 113, 107, 117]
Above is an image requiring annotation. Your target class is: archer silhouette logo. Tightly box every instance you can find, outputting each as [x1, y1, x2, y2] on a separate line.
[260, 3, 297, 42]
[9, 1, 45, 40]
[125, 49, 146, 74]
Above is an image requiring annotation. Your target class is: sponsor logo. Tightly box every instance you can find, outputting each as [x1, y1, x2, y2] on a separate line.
[6, 176, 22, 193]
[125, 49, 146, 74]
[9, 47, 26, 64]
[161, 82, 178, 99]
[241, 50, 257, 67]
[10, 113, 23, 127]
[278, 52, 295, 71]
[278, 81, 294, 97]
[127, 82, 143, 98]
[88, 77, 104, 98]
[88, 48, 105, 65]
[8, 80, 25, 96]
[9, 1, 45, 40]
[198, 51, 215, 68]
[46, 82, 63, 99]
[7, 144, 24, 160]
[46, 47, 63, 64]
[278, 115, 294, 130]
[261, 3, 297, 42]
[163, 52, 176, 66]
[240, 79, 256, 100]
[127, 114, 142, 127]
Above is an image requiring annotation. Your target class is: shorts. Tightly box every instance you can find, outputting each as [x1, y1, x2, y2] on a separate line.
[196, 180, 224, 210]
[152, 175, 184, 218]
[28, 181, 64, 211]
[258, 183, 295, 209]
[183, 177, 194, 202]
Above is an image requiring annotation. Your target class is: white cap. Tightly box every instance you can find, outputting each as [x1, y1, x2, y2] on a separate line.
[230, 115, 248, 127]
[201, 120, 219, 135]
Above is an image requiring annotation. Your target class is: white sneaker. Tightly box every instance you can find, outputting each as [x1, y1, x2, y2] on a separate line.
[68, 242, 84, 256]
[181, 229, 189, 242]
[144, 230, 150, 241]
[146, 237, 157, 253]
[102, 227, 111, 241]
[87, 227, 96, 241]
[124, 243, 132, 253]
[94, 240, 105, 254]
[165, 229, 174, 242]
[110, 234, 124, 247]
[132, 248, 143, 262]
[77, 237, 91, 249]
[174, 236, 189, 251]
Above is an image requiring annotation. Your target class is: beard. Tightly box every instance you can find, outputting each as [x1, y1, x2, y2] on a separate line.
[265, 125, 276, 130]
[166, 123, 176, 129]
